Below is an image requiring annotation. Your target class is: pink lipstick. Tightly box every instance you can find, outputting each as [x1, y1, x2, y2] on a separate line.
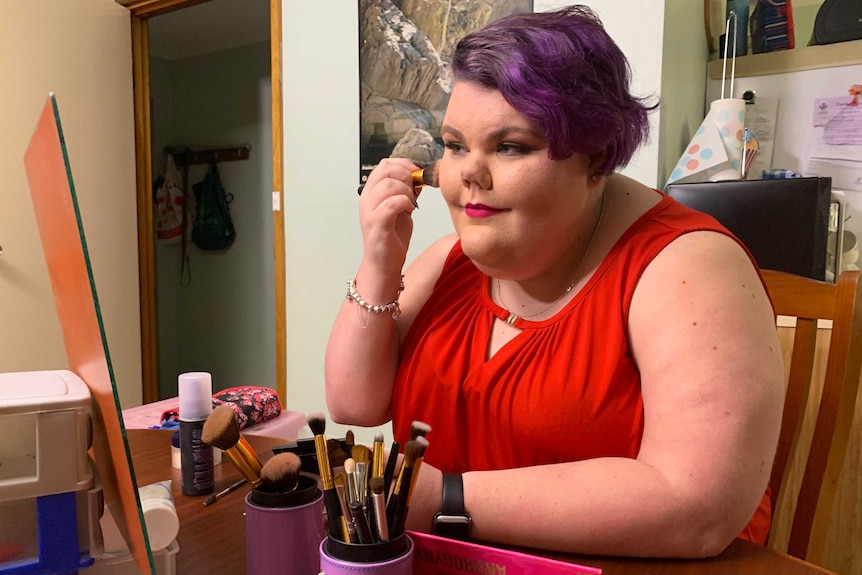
[465, 203, 504, 218]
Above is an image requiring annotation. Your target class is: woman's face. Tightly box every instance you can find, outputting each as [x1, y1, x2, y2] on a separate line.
[439, 81, 596, 280]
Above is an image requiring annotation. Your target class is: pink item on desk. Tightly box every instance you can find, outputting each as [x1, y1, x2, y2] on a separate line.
[122, 398, 307, 441]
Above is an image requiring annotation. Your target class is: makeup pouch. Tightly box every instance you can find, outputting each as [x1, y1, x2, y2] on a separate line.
[160, 386, 282, 430]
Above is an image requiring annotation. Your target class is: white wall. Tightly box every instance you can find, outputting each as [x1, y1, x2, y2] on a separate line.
[282, 0, 672, 443]
[0, 0, 142, 409]
[151, 42, 275, 399]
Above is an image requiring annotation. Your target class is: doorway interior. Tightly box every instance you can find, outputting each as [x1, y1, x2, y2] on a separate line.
[120, 0, 286, 403]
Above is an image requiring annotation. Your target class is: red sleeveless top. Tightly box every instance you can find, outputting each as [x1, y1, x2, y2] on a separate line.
[391, 193, 771, 543]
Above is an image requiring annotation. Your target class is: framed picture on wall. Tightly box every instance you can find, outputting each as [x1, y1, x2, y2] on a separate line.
[358, 0, 534, 184]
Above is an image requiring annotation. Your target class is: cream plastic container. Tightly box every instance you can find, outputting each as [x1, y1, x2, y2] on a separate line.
[138, 480, 179, 552]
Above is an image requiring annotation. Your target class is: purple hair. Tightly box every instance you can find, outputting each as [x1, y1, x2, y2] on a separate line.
[451, 5, 657, 174]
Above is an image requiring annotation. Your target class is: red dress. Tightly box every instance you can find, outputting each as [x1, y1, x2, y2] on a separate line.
[391, 193, 771, 543]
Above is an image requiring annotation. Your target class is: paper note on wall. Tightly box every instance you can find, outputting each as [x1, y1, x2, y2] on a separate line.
[803, 90, 862, 193]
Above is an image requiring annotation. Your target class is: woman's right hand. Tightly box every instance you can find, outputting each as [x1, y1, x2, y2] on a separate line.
[358, 158, 420, 276]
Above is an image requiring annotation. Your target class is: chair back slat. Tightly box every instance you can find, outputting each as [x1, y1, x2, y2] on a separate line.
[761, 269, 862, 564]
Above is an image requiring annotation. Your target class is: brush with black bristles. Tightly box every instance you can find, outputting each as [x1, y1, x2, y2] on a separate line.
[306, 412, 346, 540]
[202, 405, 263, 487]
[385, 438, 427, 537]
[260, 452, 301, 493]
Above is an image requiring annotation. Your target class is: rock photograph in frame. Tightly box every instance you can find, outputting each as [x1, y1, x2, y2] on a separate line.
[359, 0, 534, 184]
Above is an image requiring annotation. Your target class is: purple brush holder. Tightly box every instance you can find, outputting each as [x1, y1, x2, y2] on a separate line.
[245, 474, 325, 575]
[319, 533, 414, 575]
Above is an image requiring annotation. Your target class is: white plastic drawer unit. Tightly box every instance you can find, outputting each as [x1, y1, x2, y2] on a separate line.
[0, 369, 93, 501]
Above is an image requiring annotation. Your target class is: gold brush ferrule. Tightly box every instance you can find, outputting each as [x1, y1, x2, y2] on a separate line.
[313, 434, 334, 489]
[405, 458, 423, 507]
[224, 443, 263, 488]
[372, 441, 384, 478]
[410, 168, 425, 191]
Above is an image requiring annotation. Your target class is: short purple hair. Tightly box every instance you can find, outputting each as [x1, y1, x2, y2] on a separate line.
[451, 5, 657, 174]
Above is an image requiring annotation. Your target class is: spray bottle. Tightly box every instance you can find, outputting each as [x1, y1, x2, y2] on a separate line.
[178, 372, 215, 496]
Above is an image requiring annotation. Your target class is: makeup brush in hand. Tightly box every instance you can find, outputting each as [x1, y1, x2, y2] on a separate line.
[260, 452, 301, 493]
[202, 405, 263, 487]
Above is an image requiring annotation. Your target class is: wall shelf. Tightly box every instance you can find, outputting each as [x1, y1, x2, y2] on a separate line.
[708, 39, 862, 79]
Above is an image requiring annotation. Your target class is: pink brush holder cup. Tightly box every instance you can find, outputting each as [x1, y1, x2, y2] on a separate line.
[245, 474, 325, 575]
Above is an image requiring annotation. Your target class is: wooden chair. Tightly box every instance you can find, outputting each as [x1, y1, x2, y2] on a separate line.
[761, 269, 862, 563]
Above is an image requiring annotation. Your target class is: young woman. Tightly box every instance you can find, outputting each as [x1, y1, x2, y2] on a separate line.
[325, 6, 784, 558]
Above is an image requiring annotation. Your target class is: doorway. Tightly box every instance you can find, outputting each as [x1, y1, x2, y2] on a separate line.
[120, 0, 286, 404]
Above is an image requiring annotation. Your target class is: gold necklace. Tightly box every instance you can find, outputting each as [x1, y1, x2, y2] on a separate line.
[497, 193, 606, 326]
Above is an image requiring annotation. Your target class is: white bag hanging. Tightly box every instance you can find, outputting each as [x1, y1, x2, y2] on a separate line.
[156, 154, 186, 243]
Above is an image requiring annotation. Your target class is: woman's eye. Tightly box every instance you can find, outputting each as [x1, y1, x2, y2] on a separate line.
[444, 141, 466, 154]
[498, 142, 527, 155]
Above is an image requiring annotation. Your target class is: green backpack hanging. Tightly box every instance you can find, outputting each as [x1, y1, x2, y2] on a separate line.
[192, 162, 236, 251]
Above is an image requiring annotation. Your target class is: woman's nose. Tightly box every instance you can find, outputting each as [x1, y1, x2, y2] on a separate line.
[459, 154, 492, 191]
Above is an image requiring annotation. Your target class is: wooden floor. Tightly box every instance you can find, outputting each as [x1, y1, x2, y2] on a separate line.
[770, 327, 862, 575]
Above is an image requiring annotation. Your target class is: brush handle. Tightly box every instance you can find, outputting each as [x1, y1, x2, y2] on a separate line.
[224, 437, 263, 487]
[350, 500, 374, 544]
[372, 491, 389, 541]
[385, 466, 413, 538]
[324, 486, 346, 540]
[382, 441, 400, 502]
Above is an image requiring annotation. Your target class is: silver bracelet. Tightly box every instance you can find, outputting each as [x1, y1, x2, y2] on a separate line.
[346, 276, 404, 319]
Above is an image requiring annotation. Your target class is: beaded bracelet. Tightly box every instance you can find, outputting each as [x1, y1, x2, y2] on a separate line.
[346, 276, 405, 320]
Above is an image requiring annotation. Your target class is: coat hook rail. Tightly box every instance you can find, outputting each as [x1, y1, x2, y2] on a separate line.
[164, 144, 251, 166]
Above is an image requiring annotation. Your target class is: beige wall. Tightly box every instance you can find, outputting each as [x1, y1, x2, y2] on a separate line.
[0, 0, 142, 409]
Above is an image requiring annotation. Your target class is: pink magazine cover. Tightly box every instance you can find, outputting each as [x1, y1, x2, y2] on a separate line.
[410, 531, 602, 575]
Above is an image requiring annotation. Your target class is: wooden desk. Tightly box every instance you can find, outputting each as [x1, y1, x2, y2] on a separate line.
[127, 430, 836, 575]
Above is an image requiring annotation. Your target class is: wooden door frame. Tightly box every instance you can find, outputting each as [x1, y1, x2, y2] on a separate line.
[119, 0, 286, 405]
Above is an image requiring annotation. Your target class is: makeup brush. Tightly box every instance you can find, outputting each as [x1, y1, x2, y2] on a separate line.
[352, 444, 372, 505]
[386, 438, 426, 537]
[356, 161, 439, 196]
[203, 478, 247, 506]
[350, 500, 374, 544]
[410, 420, 432, 441]
[370, 476, 389, 541]
[344, 457, 359, 504]
[345, 429, 355, 457]
[329, 443, 349, 477]
[260, 452, 301, 493]
[382, 440, 400, 502]
[306, 412, 345, 539]
[372, 432, 385, 479]
[333, 472, 358, 543]
[404, 436, 429, 515]
[202, 405, 263, 487]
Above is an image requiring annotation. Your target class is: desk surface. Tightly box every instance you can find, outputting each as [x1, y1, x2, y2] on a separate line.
[127, 429, 835, 575]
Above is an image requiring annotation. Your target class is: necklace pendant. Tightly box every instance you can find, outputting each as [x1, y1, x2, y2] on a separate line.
[505, 312, 519, 326]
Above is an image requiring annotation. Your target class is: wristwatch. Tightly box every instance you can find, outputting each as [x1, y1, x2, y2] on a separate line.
[432, 472, 472, 540]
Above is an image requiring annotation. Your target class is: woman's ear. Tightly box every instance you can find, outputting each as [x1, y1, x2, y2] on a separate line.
[587, 150, 608, 182]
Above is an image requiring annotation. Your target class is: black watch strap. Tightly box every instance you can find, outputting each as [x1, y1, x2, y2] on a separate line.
[433, 472, 472, 540]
